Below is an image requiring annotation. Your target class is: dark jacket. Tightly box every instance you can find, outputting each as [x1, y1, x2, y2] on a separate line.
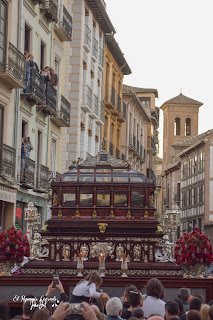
[50, 73, 58, 87]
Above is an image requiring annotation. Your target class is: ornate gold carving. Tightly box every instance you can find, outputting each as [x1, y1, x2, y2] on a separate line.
[52, 193, 58, 206]
[58, 205, 62, 218]
[75, 205, 80, 218]
[127, 207, 131, 219]
[157, 224, 163, 233]
[110, 206, 114, 218]
[93, 206, 97, 219]
[41, 221, 48, 232]
[97, 223, 108, 233]
[144, 210, 149, 219]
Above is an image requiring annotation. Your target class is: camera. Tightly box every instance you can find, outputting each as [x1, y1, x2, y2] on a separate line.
[28, 137, 30, 142]
[52, 274, 59, 288]
[68, 303, 83, 315]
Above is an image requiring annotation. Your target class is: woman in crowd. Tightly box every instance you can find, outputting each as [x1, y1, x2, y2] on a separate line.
[122, 289, 143, 319]
[142, 278, 165, 319]
[201, 304, 210, 320]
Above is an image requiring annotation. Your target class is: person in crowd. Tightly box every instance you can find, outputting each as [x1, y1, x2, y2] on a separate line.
[20, 137, 27, 182]
[142, 278, 165, 319]
[47, 302, 72, 320]
[106, 297, 124, 320]
[189, 298, 202, 312]
[131, 307, 144, 319]
[0, 301, 10, 320]
[122, 284, 138, 311]
[174, 298, 186, 320]
[178, 288, 191, 313]
[50, 67, 58, 87]
[24, 50, 30, 61]
[11, 300, 35, 320]
[32, 308, 50, 320]
[24, 135, 33, 158]
[165, 300, 180, 320]
[200, 304, 210, 320]
[122, 290, 143, 319]
[186, 310, 201, 320]
[90, 304, 105, 320]
[209, 305, 213, 320]
[41, 66, 51, 82]
[29, 54, 39, 72]
[191, 293, 204, 305]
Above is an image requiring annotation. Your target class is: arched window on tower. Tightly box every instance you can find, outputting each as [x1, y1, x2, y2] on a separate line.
[185, 118, 191, 136]
[174, 117, 181, 136]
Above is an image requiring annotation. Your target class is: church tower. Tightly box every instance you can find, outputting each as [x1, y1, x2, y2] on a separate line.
[160, 93, 203, 170]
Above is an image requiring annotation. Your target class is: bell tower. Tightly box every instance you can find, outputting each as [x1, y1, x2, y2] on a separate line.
[160, 93, 203, 170]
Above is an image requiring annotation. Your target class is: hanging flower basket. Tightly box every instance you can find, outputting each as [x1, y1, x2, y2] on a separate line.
[174, 228, 213, 278]
[0, 226, 30, 276]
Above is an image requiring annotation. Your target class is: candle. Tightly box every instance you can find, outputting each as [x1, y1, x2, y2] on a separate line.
[123, 252, 126, 263]
[78, 252, 82, 261]
[100, 252, 104, 264]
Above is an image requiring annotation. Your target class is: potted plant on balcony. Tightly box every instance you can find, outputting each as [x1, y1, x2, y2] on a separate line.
[174, 228, 213, 278]
[0, 226, 30, 276]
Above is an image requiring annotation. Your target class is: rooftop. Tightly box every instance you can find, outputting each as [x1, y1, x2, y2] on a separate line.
[161, 93, 203, 109]
[173, 129, 213, 149]
[123, 84, 159, 98]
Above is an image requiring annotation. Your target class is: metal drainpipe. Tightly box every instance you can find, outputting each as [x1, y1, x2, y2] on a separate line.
[14, 0, 23, 179]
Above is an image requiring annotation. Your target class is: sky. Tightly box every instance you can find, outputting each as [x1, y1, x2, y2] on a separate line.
[104, 0, 213, 157]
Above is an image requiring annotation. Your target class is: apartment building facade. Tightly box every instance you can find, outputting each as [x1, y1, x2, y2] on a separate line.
[102, 37, 131, 159]
[121, 85, 159, 179]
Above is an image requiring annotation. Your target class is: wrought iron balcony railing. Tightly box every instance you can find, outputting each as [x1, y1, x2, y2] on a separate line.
[55, 5, 72, 41]
[40, 0, 58, 21]
[140, 145, 146, 160]
[21, 69, 45, 104]
[109, 142, 114, 156]
[0, 41, 26, 89]
[116, 148, 120, 159]
[0, 143, 16, 179]
[92, 38, 98, 59]
[35, 164, 49, 192]
[22, 158, 35, 188]
[82, 85, 92, 112]
[45, 82, 57, 114]
[84, 25, 91, 49]
[121, 153, 125, 161]
[117, 95, 121, 114]
[111, 86, 115, 106]
[51, 94, 70, 127]
[147, 168, 156, 184]
[93, 95, 98, 116]
[151, 136, 156, 152]
[99, 47, 104, 67]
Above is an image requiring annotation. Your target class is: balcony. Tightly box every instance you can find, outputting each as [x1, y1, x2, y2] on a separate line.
[83, 25, 91, 53]
[34, 164, 49, 193]
[96, 102, 104, 125]
[104, 85, 115, 110]
[81, 85, 92, 112]
[0, 42, 26, 89]
[55, 5, 72, 41]
[92, 38, 98, 62]
[21, 69, 45, 104]
[147, 168, 156, 184]
[21, 158, 35, 189]
[109, 142, 114, 156]
[0, 144, 16, 179]
[51, 94, 70, 127]
[148, 136, 156, 154]
[116, 148, 120, 159]
[40, 0, 58, 22]
[42, 82, 57, 115]
[89, 95, 98, 119]
[140, 145, 146, 161]
[121, 153, 125, 162]
[98, 47, 104, 70]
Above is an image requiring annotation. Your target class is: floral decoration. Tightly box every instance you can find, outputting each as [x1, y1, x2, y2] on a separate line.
[0, 226, 30, 265]
[174, 228, 213, 268]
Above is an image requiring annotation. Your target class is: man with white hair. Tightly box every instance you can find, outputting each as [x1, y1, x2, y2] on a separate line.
[106, 297, 124, 320]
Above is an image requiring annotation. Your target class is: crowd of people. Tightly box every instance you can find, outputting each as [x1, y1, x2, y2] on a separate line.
[1, 272, 213, 320]
[23, 51, 58, 93]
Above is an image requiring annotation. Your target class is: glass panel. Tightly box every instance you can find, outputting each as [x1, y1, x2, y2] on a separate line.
[80, 193, 93, 207]
[130, 175, 144, 182]
[62, 193, 76, 207]
[114, 193, 127, 206]
[131, 191, 145, 206]
[79, 168, 94, 173]
[96, 168, 111, 173]
[96, 174, 111, 182]
[113, 174, 128, 183]
[97, 191, 110, 206]
[62, 174, 77, 181]
[79, 174, 94, 182]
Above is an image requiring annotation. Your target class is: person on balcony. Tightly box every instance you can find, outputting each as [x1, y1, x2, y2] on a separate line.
[41, 66, 51, 81]
[23, 54, 31, 93]
[24, 136, 34, 158]
[20, 138, 27, 182]
[29, 54, 39, 73]
[50, 67, 58, 88]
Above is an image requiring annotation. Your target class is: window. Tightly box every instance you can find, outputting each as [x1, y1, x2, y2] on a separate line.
[185, 118, 191, 136]
[140, 98, 150, 108]
[0, 0, 7, 64]
[62, 193, 76, 207]
[40, 41, 46, 71]
[80, 190, 93, 207]
[97, 190, 110, 206]
[114, 192, 127, 206]
[21, 120, 28, 138]
[24, 23, 31, 52]
[0, 106, 3, 144]
[131, 191, 145, 206]
[174, 117, 180, 136]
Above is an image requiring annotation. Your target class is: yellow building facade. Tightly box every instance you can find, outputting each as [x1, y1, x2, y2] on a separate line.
[102, 38, 131, 158]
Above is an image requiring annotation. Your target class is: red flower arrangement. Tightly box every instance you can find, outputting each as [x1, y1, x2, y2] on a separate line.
[174, 228, 213, 268]
[0, 226, 30, 265]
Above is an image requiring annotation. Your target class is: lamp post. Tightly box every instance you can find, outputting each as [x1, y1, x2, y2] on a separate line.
[24, 202, 41, 241]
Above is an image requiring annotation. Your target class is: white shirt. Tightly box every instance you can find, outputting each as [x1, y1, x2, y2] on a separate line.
[142, 296, 165, 319]
[72, 280, 101, 299]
